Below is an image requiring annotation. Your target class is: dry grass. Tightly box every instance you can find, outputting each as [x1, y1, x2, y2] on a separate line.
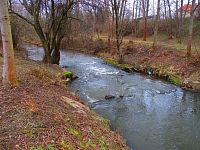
[0, 52, 129, 150]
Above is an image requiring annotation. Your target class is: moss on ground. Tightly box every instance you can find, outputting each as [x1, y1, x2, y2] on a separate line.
[167, 74, 182, 85]
[105, 58, 133, 73]
[63, 71, 73, 78]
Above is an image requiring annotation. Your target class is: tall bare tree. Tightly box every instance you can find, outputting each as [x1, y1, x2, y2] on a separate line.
[142, 0, 150, 41]
[131, 0, 136, 37]
[186, 0, 200, 57]
[11, 0, 75, 64]
[0, 0, 18, 86]
[152, 0, 161, 49]
[134, 0, 139, 37]
[167, 0, 173, 39]
[111, 0, 127, 63]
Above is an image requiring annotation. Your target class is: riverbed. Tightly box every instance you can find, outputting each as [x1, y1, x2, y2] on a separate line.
[25, 44, 200, 150]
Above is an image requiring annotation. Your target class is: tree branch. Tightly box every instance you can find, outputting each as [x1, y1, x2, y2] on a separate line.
[9, 9, 35, 26]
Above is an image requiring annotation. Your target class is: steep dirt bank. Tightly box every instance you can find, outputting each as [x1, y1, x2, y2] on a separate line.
[0, 50, 129, 149]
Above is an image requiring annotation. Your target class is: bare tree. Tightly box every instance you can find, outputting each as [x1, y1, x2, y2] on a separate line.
[134, 0, 138, 37]
[10, 0, 75, 64]
[174, 0, 184, 43]
[0, 0, 18, 86]
[167, 0, 173, 39]
[111, 0, 127, 63]
[131, 0, 136, 37]
[142, 0, 150, 41]
[186, 0, 200, 57]
[152, 0, 161, 49]
[163, 0, 167, 21]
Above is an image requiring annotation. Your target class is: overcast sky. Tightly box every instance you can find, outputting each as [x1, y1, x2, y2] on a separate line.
[128, 0, 191, 17]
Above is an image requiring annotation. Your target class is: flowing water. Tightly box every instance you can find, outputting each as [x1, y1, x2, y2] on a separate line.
[25, 44, 200, 150]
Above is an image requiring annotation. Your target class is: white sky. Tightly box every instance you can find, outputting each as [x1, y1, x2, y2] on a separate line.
[128, 0, 191, 17]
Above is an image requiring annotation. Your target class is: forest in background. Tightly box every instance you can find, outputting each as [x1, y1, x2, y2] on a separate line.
[1, 0, 198, 90]
[7, 0, 200, 59]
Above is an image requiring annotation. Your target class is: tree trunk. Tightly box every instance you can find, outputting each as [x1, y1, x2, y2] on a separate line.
[117, 40, 123, 64]
[111, 0, 127, 64]
[51, 50, 60, 64]
[187, 0, 196, 57]
[167, 0, 173, 39]
[178, 0, 184, 43]
[143, 17, 147, 41]
[175, 0, 181, 41]
[115, 9, 122, 63]
[0, 0, 18, 86]
[152, 0, 161, 49]
[163, 0, 167, 21]
[42, 43, 52, 63]
[142, 0, 149, 41]
[51, 39, 62, 64]
[134, 0, 138, 37]
[132, 0, 136, 38]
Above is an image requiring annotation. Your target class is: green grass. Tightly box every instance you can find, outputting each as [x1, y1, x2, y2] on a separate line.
[105, 58, 133, 72]
[168, 74, 182, 85]
[63, 71, 73, 78]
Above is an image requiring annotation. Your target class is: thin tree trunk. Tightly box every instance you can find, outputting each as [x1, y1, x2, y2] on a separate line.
[178, 0, 184, 43]
[134, 0, 139, 37]
[167, 0, 173, 39]
[142, 0, 149, 41]
[175, 0, 181, 41]
[111, 6, 115, 38]
[187, 0, 196, 57]
[152, 0, 161, 49]
[0, 0, 18, 86]
[164, 0, 167, 21]
[143, 17, 147, 41]
[184, 0, 190, 19]
[132, 0, 136, 38]
[137, 0, 141, 37]
[111, 0, 126, 63]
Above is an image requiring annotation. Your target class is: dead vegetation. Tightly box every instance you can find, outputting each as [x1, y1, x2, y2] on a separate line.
[0, 52, 129, 150]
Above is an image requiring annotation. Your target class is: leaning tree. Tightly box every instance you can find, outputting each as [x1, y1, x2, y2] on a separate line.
[11, 0, 75, 64]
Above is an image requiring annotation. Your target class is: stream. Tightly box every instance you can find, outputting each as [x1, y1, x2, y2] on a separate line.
[25, 44, 200, 150]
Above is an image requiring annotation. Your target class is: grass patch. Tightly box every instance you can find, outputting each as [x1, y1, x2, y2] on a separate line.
[168, 74, 182, 85]
[63, 71, 73, 78]
[80, 140, 96, 149]
[60, 140, 75, 150]
[68, 127, 82, 140]
[105, 58, 133, 72]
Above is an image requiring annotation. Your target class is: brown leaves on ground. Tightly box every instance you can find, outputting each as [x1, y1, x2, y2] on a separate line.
[0, 54, 129, 150]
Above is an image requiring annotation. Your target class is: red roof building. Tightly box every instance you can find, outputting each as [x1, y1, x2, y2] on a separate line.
[179, 4, 193, 11]
[178, 4, 200, 18]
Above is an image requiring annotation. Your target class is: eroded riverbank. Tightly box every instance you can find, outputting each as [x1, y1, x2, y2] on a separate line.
[25, 44, 200, 150]
[0, 46, 128, 149]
